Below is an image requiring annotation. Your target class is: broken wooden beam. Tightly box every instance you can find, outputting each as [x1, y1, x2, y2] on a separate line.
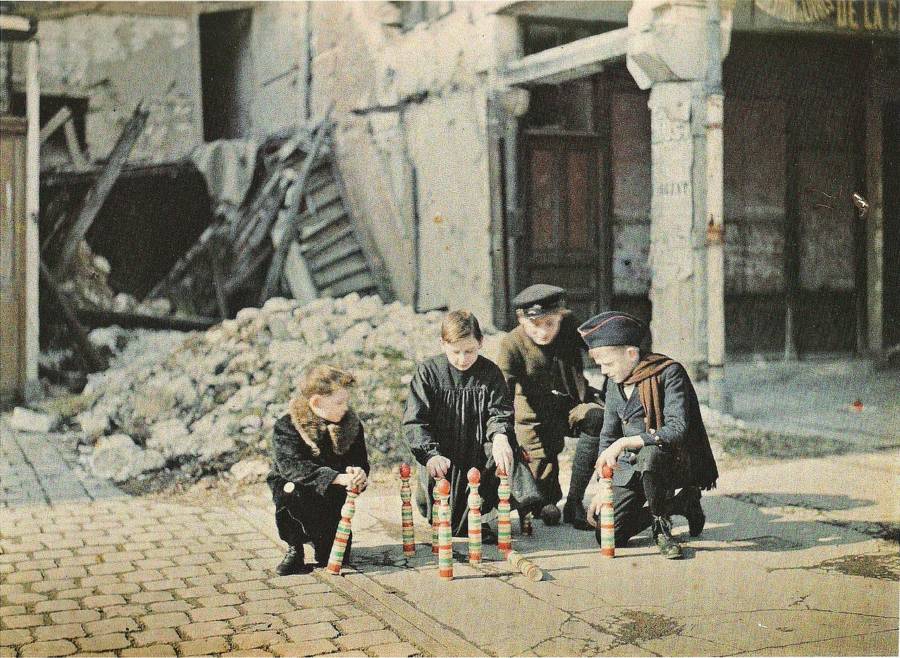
[260, 120, 331, 304]
[39, 106, 72, 143]
[53, 102, 150, 277]
[146, 223, 223, 300]
[74, 307, 219, 332]
[39, 260, 108, 372]
[499, 28, 628, 87]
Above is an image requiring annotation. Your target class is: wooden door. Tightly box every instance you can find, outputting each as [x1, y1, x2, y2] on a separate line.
[1, 117, 28, 401]
[520, 133, 609, 322]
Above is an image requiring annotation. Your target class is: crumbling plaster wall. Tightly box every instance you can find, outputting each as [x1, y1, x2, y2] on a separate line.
[21, 14, 203, 163]
[311, 2, 504, 324]
[249, 3, 307, 138]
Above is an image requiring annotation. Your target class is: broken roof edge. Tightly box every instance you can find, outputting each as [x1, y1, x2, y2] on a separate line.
[8, 1, 260, 20]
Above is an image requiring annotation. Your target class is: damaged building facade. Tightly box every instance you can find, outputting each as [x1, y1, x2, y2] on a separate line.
[4, 0, 898, 400]
[311, 0, 899, 383]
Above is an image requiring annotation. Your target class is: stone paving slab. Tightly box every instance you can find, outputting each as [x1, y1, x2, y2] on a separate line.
[3, 422, 898, 657]
[0, 426, 438, 657]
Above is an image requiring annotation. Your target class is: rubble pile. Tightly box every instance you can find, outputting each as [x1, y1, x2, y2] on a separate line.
[56, 239, 175, 316]
[71, 294, 448, 485]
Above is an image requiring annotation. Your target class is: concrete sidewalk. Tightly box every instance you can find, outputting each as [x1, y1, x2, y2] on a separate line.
[2, 423, 897, 656]
[337, 449, 899, 656]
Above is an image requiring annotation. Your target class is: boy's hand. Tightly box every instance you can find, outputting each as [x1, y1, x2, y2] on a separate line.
[426, 455, 451, 479]
[491, 434, 514, 476]
[346, 466, 367, 491]
[586, 494, 602, 528]
[333, 473, 352, 488]
[595, 444, 621, 472]
[568, 403, 604, 433]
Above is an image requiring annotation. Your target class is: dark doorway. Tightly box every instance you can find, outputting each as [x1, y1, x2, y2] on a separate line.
[883, 101, 900, 349]
[521, 133, 608, 322]
[199, 9, 253, 141]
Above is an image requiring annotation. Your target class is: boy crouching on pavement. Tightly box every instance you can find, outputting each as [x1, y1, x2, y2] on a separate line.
[581, 312, 718, 559]
[267, 365, 370, 575]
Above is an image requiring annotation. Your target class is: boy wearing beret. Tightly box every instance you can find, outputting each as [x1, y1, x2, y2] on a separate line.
[497, 284, 605, 529]
[580, 312, 718, 559]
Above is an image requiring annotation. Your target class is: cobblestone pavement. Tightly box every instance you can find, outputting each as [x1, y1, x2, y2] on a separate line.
[0, 429, 427, 657]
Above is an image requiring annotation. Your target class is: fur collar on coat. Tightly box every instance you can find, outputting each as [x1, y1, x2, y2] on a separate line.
[288, 395, 361, 457]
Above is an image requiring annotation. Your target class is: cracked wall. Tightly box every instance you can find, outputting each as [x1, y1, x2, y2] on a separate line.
[14, 14, 203, 163]
[311, 2, 503, 323]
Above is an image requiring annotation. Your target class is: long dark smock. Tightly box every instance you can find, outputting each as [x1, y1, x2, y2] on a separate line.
[403, 354, 517, 536]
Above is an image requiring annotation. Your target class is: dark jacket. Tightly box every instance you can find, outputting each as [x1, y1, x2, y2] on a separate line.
[598, 362, 718, 490]
[497, 313, 602, 459]
[267, 397, 370, 546]
[403, 354, 516, 535]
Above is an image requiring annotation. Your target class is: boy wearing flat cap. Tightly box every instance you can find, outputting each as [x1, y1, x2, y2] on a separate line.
[579, 311, 718, 559]
[497, 284, 605, 529]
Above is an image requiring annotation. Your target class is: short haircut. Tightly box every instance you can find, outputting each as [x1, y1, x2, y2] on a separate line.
[300, 364, 356, 399]
[441, 310, 483, 343]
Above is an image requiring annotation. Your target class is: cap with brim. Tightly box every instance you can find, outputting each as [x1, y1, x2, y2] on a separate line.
[512, 284, 566, 319]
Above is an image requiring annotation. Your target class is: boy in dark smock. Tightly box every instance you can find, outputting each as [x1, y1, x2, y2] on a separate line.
[403, 310, 516, 543]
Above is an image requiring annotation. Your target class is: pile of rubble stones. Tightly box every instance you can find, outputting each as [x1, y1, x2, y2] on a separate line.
[70, 294, 470, 485]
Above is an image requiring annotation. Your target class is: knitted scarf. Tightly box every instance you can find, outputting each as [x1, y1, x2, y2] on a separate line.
[623, 353, 676, 431]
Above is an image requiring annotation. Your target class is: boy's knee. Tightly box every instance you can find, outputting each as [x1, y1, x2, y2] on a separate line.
[636, 444, 673, 473]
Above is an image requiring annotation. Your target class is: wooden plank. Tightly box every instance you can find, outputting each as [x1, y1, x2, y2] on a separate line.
[53, 103, 149, 276]
[308, 241, 363, 272]
[63, 119, 89, 169]
[146, 224, 223, 299]
[298, 199, 346, 235]
[39, 106, 72, 143]
[313, 255, 369, 288]
[500, 28, 628, 87]
[321, 270, 378, 298]
[75, 307, 218, 331]
[39, 260, 107, 372]
[260, 113, 332, 304]
[302, 225, 353, 260]
[209, 242, 229, 320]
[305, 181, 341, 210]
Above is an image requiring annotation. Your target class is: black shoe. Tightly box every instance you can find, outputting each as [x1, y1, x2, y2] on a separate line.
[314, 536, 352, 568]
[481, 523, 498, 545]
[563, 501, 593, 531]
[670, 486, 705, 537]
[276, 546, 310, 575]
[652, 516, 683, 560]
[540, 504, 561, 526]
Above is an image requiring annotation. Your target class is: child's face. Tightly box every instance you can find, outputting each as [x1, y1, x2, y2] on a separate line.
[309, 388, 350, 423]
[441, 336, 481, 371]
[589, 345, 640, 384]
[519, 312, 563, 345]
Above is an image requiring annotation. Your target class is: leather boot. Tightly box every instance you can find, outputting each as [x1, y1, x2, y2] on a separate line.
[672, 486, 705, 537]
[480, 523, 498, 545]
[563, 500, 593, 531]
[540, 503, 561, 526]
[651, 515, 683, 559]
[276, 546, 310, 575]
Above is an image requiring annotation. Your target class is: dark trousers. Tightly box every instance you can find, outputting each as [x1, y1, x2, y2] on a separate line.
[566, 432, 600, 509]
[272, 484, 348, 563]
[526, 454, 563, 510]
[611, 471, 668, 547]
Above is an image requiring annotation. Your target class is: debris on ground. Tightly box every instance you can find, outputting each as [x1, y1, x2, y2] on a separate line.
[57, 293, 450, 490]
[9, 407, 59, 433]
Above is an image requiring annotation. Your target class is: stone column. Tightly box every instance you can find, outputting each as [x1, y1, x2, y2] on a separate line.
[627, 0, 731, 382]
